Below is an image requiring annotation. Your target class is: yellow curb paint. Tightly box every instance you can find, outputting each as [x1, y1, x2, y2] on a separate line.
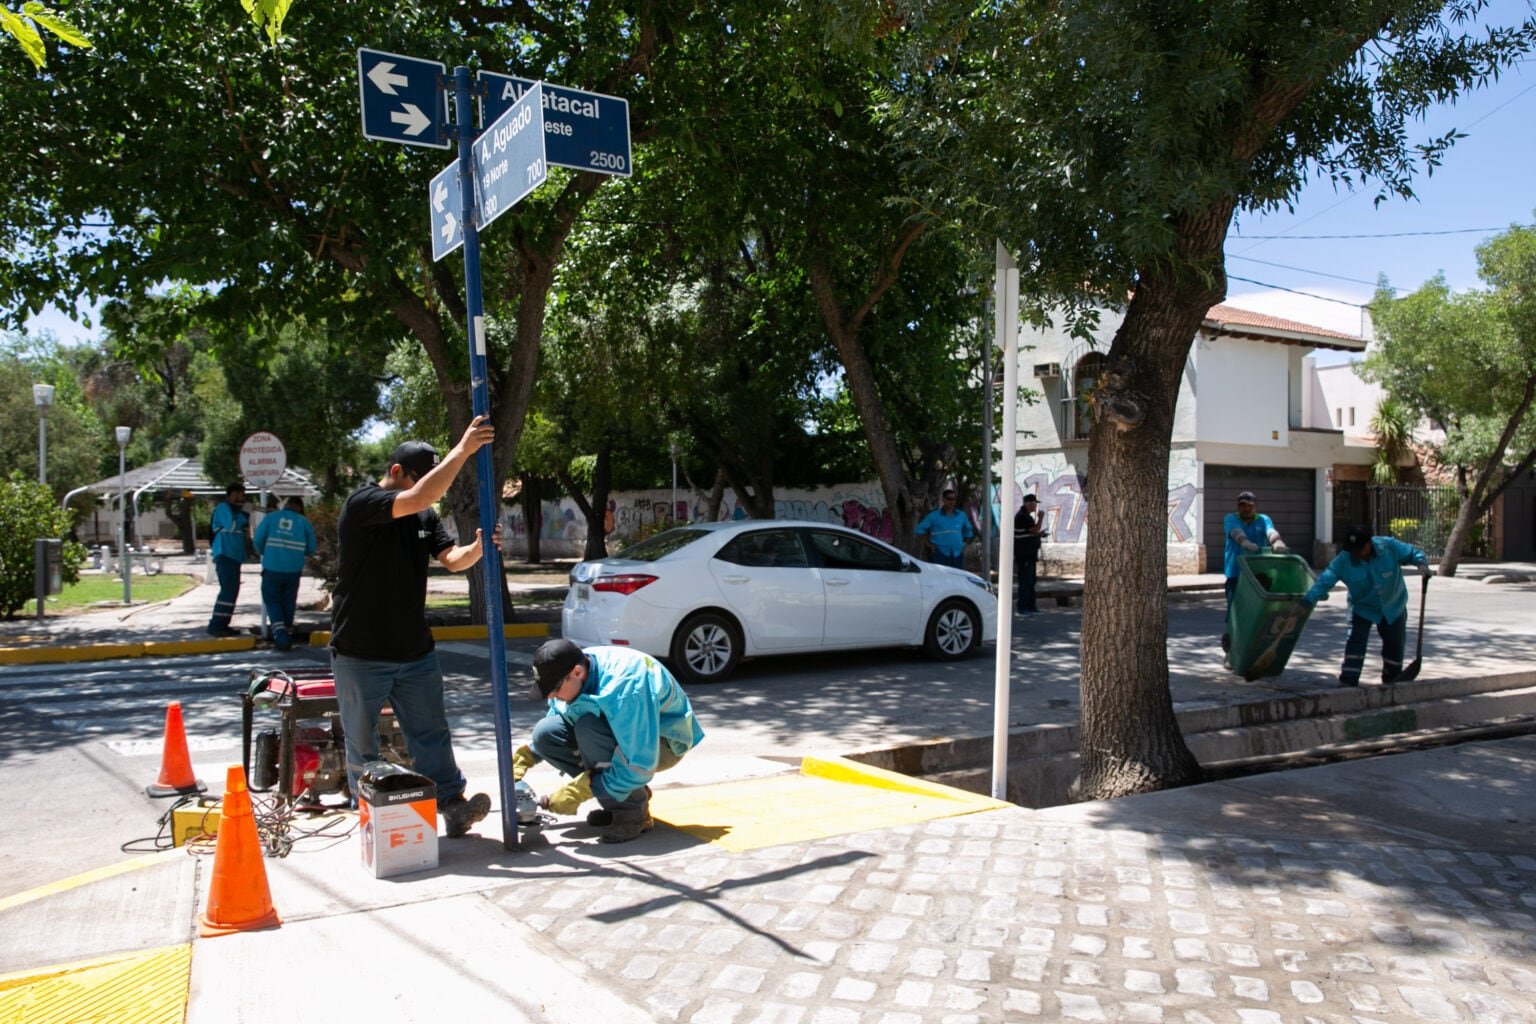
[143, 637, 255, 656]
[432, 624, 550, 641]
[309, 630, 330, 645]
[650, 761, 1012, 854]
[0, 944, 191, 1024]
[0, 643, 143, 665]
[801, 754, 1012, 810]
[0, 854, 165, 914]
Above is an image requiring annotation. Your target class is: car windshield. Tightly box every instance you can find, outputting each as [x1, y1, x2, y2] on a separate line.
[609, 528, 711, 562]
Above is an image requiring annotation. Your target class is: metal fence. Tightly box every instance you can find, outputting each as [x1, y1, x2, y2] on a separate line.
[1332, 482, 1493, 557]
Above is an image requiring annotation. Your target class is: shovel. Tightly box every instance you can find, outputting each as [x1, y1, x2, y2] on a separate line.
[1397, 572, 1430, 682]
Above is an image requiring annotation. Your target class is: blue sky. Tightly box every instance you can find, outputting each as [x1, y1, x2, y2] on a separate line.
[1225, 1, 1536, 338]
[23, 5, 1536, 348]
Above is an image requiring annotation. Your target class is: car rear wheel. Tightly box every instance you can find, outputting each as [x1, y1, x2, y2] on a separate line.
[670, 611, 743, 684]
[924, 599, 980, 660]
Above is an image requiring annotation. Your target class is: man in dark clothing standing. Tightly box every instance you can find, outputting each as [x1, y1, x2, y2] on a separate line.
[330, 417, 497, 838]
[1013, 493, 1044, 614]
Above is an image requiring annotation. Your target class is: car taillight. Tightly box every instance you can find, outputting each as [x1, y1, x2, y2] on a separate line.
[593, 574, 657, 595]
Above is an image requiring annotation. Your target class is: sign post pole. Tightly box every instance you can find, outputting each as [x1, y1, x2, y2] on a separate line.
[453, 65, 518, 851]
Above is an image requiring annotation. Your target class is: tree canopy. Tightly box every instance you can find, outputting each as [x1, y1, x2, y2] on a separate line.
[1366, 221, 1536, 574]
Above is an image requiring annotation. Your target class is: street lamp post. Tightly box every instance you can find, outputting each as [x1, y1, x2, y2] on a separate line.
[32, 383, 55, 486]
[116, 426, 132, 604]
[669, 441, 681, 524]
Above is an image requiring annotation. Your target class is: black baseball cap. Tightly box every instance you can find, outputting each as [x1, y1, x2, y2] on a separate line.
[1236, 491, 1256, 503]
[389, 440, 439, 480]
[1343, 524, 1373, 551]
[1023, 493, 1038, 503]
[531, 639, 585, 700]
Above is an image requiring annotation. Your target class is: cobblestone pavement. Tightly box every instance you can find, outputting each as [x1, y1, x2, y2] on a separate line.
[494, 810, 1536, 1024]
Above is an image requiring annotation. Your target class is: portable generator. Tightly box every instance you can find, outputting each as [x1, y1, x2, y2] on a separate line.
[241, 668, 412, 809]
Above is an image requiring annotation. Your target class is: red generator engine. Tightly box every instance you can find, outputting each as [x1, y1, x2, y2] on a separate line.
[241, 668, 412, 809]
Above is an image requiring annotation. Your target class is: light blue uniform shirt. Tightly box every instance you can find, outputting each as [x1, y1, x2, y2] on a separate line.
[254, 509, 317, 574]
[545, 646, 704, 802]
[914, 507, 974, 557]
[1303, 536, 1428, 624]
[210, 502, 249, 562]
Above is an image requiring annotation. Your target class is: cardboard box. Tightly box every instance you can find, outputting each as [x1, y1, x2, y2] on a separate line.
[358, 769, 437, 878]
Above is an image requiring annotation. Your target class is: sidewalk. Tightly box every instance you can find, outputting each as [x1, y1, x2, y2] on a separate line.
[3, 560, 1535, 1021]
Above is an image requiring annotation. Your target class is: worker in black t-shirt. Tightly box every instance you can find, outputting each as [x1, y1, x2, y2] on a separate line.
[330, 415, 497, 838]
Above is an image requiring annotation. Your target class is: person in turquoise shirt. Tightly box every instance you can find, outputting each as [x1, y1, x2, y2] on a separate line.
[1301, 524, 1429, 687]
[253, 495, 317, 651]
[915, 489, 975, 568]
[206, 483, 249, 637]
[519, 640, 704, 844]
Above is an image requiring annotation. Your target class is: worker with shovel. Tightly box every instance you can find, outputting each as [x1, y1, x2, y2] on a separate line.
[1300, 524, 1430, 687]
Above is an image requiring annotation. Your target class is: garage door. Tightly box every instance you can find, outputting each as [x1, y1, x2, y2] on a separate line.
[1203, 466, 1316, 572]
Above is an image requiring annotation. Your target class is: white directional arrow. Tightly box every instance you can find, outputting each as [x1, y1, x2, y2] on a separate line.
[440, 212, 458, 244]
[391, 103, 431, 137]
[367, 61, 410, 95]
[433, 178, 449, 213]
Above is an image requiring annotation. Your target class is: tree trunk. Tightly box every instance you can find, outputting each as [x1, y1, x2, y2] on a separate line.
[1438, 375, 1536, 576]
[556, 447, 613, 562]
[1075, 221, 1232, 800]
[521, 474, 543, 564]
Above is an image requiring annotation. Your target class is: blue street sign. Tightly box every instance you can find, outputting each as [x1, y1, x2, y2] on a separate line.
[429, 162, 464, 261]
[479, 72, 631, 177]
[357, 47, 449, 149]
[471, 83, 548, 232]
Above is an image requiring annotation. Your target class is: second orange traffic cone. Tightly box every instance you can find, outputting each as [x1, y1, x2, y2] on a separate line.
[145, 701, 206, 798]
[199, 765, 281, 937]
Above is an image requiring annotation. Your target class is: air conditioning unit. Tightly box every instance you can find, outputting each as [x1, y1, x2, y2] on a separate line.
[1033, 362, 1062, 379]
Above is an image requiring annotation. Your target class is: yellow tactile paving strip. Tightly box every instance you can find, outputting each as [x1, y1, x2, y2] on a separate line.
[0, 944, 191, 1024]
[651, 755, 1012, 853]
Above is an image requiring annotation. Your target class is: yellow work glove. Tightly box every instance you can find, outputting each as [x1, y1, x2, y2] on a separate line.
[512, 744, 539, 782]
[540, 771, 594, 815]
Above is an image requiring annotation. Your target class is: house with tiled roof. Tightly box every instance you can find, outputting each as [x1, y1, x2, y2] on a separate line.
[1010, 300, 1377, 573]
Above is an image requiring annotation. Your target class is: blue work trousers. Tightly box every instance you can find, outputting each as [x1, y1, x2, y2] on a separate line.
[260, 570, 300, 648]
[1340, 612, 1408, 686]
[530, 714, 661, 823]
[931, 549, 964, 569]
[332, 650, 465, 804]
[208, 555, 242, 630]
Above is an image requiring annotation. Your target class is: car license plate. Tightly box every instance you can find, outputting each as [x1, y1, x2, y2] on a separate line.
[576, 584, 590, 601]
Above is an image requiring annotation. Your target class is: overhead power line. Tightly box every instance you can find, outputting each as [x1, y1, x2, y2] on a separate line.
[1230, 226, 1504, 240]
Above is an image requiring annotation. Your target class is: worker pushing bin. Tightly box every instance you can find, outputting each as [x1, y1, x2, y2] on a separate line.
[1225, 553, 1317, 681]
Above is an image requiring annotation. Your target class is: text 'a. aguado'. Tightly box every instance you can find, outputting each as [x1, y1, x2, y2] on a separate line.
[481, 104, 534, 160]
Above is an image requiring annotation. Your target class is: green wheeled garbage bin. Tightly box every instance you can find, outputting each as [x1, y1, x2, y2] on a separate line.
[1226, 553, 1317, 681]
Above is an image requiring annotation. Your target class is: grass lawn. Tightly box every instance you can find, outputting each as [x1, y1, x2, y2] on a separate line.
[45, 573, 200, 613]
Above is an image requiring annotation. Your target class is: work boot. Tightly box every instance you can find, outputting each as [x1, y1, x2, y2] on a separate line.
[440, 792, 491, 838]
[207, 624, 240, 638]
[599, 812, 654, 844]
[273, 627, 292, 651]
[586, 786, 650, 828]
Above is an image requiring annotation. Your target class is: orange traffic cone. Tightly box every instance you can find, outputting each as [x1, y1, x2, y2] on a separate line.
[146, 701, 206, 798]
[199, 765, 282, 937]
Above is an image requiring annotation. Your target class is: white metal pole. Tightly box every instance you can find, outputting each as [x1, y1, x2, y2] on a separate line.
[116, 427, 132, 604]
[991, 241, 1021, 801]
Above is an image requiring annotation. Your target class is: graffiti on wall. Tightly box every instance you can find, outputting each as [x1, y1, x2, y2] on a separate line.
[1004, 446, 1199, 544]
[501, 482, 891, 552]
[1166, 447, 1199, 542]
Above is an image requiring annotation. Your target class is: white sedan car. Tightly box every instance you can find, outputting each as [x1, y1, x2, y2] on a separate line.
[561, 519, 997, 684]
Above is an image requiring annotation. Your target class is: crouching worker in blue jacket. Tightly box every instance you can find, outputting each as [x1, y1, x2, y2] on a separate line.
[516, 639, 704, 844]
[1300, 524, 1429, 688]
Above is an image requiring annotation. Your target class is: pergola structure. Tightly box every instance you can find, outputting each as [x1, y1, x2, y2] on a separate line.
[63, 457, 320, 549]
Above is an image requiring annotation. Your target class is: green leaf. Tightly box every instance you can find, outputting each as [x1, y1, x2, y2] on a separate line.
[3, 9, 46, 69]
[21, 3, 90, 48]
